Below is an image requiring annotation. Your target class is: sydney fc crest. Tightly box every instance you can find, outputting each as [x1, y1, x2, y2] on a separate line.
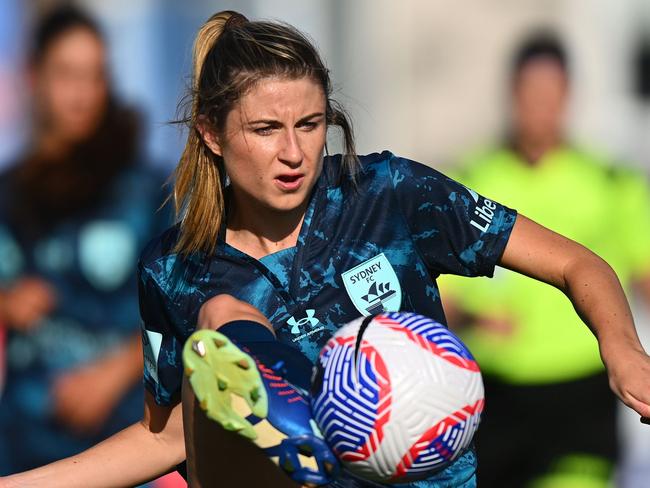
[342, 253, 402, 316]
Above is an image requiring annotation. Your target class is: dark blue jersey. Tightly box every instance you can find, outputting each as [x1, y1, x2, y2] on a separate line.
[139, 151, 516, 407]
[0, 164, 169, 474]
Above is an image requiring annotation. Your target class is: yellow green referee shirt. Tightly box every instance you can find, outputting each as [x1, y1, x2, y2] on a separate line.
[440, 145, 650, 384]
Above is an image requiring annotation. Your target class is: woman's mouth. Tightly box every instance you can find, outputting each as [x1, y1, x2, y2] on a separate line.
[275, 173, 305, 191]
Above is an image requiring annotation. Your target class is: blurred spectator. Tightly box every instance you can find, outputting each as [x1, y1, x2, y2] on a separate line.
[0, 4, 168, 475]
[440, 33, 650, 488]
[0, 0, 26, 167]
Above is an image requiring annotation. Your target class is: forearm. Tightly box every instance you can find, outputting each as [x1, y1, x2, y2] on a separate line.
[633, 273, 650, 312]
[500, 215, 650, 416]
[3, 412, 185, 488]
[561, 250, 644, 362]
[501, 215, 644, 358]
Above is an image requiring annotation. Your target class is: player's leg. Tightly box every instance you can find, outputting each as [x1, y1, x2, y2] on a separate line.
[182, 374, 297, 487]
[182, 294, 337, 487]
[525, 372, 617, 488]
[181, 294, 285, 486]
[477, 373, 616, 488]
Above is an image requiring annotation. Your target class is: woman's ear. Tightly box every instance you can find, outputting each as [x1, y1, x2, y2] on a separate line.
[197, 118, 222, 157]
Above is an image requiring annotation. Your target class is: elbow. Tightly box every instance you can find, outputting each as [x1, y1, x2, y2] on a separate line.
[140, 400, 187, 466]
[561, 246, 619, 292]
[156, 430, 186, 466]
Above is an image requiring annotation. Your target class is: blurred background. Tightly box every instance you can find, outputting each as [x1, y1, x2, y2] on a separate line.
[2, 0, 649, 171]
[0, 1, 648, 487]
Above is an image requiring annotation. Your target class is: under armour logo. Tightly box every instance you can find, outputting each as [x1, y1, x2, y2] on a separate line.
[287, 310, 319, 335]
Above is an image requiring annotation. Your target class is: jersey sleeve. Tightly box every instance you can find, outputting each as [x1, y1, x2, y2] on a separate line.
[138, 261, 183, 406]
[388, 155, 517, 278]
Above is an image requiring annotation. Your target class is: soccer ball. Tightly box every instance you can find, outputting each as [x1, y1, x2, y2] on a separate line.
[311, 312, 484, 483]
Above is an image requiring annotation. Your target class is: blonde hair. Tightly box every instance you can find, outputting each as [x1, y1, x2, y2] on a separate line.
[173, 10, 357, 255]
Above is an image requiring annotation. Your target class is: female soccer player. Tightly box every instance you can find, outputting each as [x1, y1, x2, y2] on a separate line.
[3, 9, 650, 488]
[0, 4, 167, 479]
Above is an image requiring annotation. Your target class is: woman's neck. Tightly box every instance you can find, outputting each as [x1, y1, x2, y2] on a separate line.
[35, 130, 71, 162]
[226, 197, 307, 260]
[514, 133, 562, 166]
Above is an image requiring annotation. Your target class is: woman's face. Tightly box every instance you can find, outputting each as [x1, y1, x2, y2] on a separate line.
[33, 27, 108, 144]
[513, 58, 568, 144]
[207, 76, 327, 216]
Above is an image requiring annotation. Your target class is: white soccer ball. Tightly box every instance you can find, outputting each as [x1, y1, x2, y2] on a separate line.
[311, 312, 484, 483]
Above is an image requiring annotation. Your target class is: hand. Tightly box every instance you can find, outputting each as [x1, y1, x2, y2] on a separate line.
[475, 315, 516, 336]
[51, 357, 126, 435]
[602, 344, 650, 421]
[442, 299, 515, 336]
[0, 277, 56, 331]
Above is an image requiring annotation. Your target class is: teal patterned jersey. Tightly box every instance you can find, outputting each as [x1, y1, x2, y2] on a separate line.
[138, 151, 516, 486]
[140, 151, 516, 405]
[0, 164, 169, 475]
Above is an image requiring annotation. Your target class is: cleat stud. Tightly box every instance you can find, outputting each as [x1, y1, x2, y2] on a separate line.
[199, 399, 208, 410]
[213, 338, 227, 348]
[224, 421, 243, 432]
[281, 459, 295, 473]
[298, 444, 313, 456]
[250, 387, 261, 403]
[184, 366, 193, 376]
[235, 358, 250, 370]
[191, 340, 206, 357]
[217, 378, 228, 391]
[323, 461, 335, 474]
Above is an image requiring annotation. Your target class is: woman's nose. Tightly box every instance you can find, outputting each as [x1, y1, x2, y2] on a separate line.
[278, 129, 303, 167]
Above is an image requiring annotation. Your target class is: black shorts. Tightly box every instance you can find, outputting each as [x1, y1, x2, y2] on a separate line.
[475, 372, 618, 487]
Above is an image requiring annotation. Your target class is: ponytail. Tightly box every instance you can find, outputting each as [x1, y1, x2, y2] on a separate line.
[191, 11, 246, 88]
[173, 11, 246, 255]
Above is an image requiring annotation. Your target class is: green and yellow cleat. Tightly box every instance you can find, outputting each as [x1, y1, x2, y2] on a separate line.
[182, 329, 268, 439]
[182, 327, 340, 486]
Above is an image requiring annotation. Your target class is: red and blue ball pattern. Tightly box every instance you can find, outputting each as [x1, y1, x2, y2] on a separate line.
[311, 334, 392, 462]
[311, 312, 484, 482]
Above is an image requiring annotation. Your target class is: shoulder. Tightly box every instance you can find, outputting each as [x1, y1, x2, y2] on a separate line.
[551, 145, 613, 174]
[456, 146, 518, 178]
[322, 150, 448, 191]
[0, 163, 19, 190]
[0, 167, 12, 193]
[554, 147, 645, 193]
[357, 151, 444, 182]
[138, 225, 181, 286]
[110, 164, 169, 199]
[0, 165, 13, 183]
[604, 164, 650, 205]
[138, 224, 216, 301]
[0, 164, 19, 213]
[320, 151, 391, 186]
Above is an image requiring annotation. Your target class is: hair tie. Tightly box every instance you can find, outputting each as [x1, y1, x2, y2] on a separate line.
[224, 12, 248, 31]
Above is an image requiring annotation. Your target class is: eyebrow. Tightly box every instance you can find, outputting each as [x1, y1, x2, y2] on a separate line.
[246, 112, 325, 126]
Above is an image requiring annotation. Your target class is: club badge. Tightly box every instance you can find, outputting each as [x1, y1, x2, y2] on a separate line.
[341, 253, 402, 316]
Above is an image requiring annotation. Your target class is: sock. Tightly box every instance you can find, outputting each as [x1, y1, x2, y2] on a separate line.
[217, 320, 314, 392]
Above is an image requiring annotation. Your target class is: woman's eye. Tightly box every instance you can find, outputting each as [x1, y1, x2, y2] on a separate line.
[254, 126, 273, 135]
[299, 122, 318, 131]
